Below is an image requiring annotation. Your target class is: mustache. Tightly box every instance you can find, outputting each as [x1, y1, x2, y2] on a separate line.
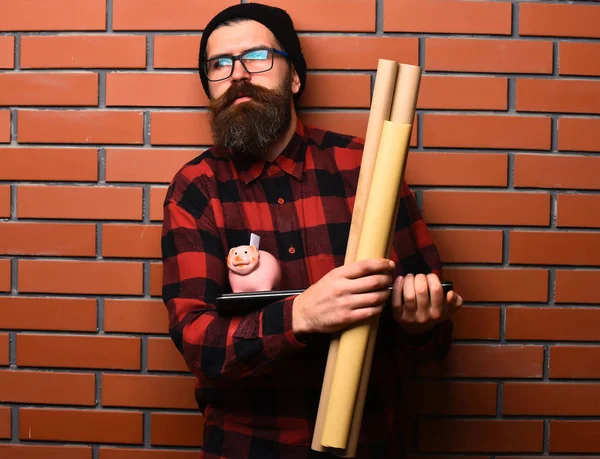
[217, 81, 273, 108]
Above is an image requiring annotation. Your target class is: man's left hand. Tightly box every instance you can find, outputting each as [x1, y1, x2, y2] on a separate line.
[391, 273, 463, 335]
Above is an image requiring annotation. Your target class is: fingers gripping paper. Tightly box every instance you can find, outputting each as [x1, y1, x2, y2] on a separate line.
[311, 60, 422, 456]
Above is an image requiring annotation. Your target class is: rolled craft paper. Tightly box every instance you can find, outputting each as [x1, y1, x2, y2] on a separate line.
[312, 61, 422, 455]
[320, 121, 412, 449]
[311, 58, 399, 453]
[340, 62, 422, 457]
[342, 59, 399, 265]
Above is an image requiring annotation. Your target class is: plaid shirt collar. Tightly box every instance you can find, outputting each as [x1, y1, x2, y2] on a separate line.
[228, 118, 307, 185]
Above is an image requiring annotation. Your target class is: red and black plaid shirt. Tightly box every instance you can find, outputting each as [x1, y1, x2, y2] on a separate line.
[161, 119, 453, 459]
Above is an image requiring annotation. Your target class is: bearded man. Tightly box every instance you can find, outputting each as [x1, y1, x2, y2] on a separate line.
[161, 3, 463, 458]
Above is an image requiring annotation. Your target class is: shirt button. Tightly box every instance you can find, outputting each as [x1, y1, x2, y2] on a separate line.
[277, 197, 284, 205]
[288, 246, 296, 255]
[269, 165, 278, 173]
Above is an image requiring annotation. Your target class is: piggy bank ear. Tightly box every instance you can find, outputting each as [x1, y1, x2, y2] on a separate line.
[227, 248, 236, 263]
[250, 245, 259, 257]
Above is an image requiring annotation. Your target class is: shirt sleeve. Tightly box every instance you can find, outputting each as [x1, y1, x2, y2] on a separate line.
[161, 177, 307, 382]
[387, 180, 454, 363]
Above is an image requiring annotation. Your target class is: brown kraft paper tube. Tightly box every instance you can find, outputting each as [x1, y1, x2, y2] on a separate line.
[311, 58, 399, 454]
[321, 120, 413, 449]
[319, 63, 422, 452]
[340, 63, 422, 457]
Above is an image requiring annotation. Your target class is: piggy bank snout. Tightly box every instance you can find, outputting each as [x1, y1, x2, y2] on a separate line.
[232, 253, 253, 265]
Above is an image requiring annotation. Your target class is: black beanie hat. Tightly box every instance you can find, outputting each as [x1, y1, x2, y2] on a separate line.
[198, 3, 307, 100]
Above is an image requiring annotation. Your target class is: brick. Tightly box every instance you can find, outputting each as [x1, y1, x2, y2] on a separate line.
[514, 154, 600, 190]
[419, 419, 543, 452]
[102, 374, 196, 409]
[423, 114, 551, 150]
[520, 3, 600, 39]
[154, 35, 201, 69]
[556, 270, 600, 305]
[557, 194, 600, 228]
[0, 147, 98, 181]
[148, 337, 189, 372]
[0, 445, 91, 459]
[0, 407, 10, 439]
[150, 187, 168, 221]
[505, 383, 600, 416]
[405, 381, 497, 416]
[100, 448, 200, 459]
[419, 344, 543, 379]
[550, 421, 600, 453]
[0, 73, 97, 106]
[0, 259, 11, 292]
[113, 0, 237, 30]
[150, 112, 213, 146]
[425, 38, 552, 74]
[151, 412, 204, 447]
[558, 117, 600, 152]
[444, 268, 548, 303]
[385, 0, 511, 34]
[102, 224, 162, 258]
[0, 186, 9, 218]
[106, 73, 208, 107]
[19, 408, 142, 444]
[18, 110, 144, 144]
[0, 110, 10, 143]
[260, 0, 375, 32]
[301, 36, 418, 69]
[300, 112, 418, 147]
[0, 36, 14, 69]
[518, 79, 600, 114]
[0, 297, 96, 332]
[18, 260, 143, 295]
[150, 262, 162, 296]
[430, 229, 503, 264]
[418, 75, 507, 110]
[300, 112, 368, 140]
[407, 152, 508, 188]
[560, 42, 600, 77]
[104, 299, 168, 334]
[507, 307, 600, 342]
[17, 185, 142, 220]
[0, 370, 94, 405]
[21, 35, 146, 69]
[0, 222, 96, 256]
[510, 231, 600, 266]
[0, 0, 105, 31]
[0, 333, 8, 366]
[551, 346, 600, 379]
[422, 191, 550, 226]
[106, 148, 201, 183]
[299, 74, 371, 109]
[17, 334, 140, 370]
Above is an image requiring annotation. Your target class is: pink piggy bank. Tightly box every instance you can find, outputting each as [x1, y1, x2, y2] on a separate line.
[226, 244, 282, 292]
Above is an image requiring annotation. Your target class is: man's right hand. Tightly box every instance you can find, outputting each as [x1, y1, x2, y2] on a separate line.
[292, 258, 394, 335]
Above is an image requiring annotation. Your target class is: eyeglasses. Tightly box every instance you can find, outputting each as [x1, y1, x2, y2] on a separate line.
[203, 47, 289, 82]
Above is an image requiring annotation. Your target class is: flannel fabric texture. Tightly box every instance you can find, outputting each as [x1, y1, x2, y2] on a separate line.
[161, 119, 453, 459]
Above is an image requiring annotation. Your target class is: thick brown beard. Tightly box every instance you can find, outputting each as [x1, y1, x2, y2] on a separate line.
[208, 73, 293, 157]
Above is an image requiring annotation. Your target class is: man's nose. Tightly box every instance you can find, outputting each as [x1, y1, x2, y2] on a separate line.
[230, 59, 250, 82]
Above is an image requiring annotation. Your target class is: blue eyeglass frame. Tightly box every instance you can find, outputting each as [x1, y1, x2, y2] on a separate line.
[203, 47, 290, 82]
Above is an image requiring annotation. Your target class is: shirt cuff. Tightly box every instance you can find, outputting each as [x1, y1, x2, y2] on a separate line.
[261, 296, 308, 361]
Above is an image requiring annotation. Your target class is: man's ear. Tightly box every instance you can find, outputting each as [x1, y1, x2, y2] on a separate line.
[290, 65, 301, 95]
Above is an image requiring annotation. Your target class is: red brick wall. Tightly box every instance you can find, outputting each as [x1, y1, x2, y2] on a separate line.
[1, 0, 600, 457]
